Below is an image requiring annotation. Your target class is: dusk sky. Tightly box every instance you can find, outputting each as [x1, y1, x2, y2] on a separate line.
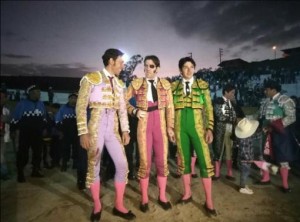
[1, 1, 300, 78]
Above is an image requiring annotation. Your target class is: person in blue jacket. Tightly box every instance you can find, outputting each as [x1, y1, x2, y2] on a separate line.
[11, 85, 47, 182]
[55, 93, 80, 172]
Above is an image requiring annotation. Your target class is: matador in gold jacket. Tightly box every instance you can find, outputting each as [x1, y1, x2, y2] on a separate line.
[126, 55, 175, 212]
[76, 49, 136, 221]
[173, 57, 217, 217]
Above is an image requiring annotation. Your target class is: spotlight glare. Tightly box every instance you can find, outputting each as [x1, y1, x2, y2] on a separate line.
[122, 53, 129, 63]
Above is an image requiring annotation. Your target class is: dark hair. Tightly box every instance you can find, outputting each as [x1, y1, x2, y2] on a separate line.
[144, 55, 160, 67]
[178, 57, 196, 70]
[102, 48, 124, 66]
[222, 83, 236, 95]
[68, 92, 78, 99]
[264, 80, 281, 92]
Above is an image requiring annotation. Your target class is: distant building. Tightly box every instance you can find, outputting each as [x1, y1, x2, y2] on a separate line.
[218, 58, 249, 69]
[218, 46, 300, 71]
[281, 46, 300, 57]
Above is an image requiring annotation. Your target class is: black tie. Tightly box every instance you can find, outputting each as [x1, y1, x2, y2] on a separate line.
[109, 76, 114, 93]
[149, 80, 158, 102]
[185, 81, 190, 96]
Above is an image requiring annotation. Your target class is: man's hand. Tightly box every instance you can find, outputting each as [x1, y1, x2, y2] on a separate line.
[167, 127, 176, 143]
[136, 110, 147, 120]
[205, 129, 213, 144]
[80, 134, 91, 150]
[122, 131, 130, 145]
[263, 126, 272, 133]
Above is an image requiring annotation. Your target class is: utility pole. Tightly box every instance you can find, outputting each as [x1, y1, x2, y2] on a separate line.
[188, 52, 193, 58]
[219, 48, 223, 63]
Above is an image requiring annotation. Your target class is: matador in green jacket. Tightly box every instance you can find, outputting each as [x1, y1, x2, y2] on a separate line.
[172, 57, 217, 217]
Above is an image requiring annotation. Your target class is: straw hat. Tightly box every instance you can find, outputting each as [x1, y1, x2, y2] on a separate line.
[235, 118, 259, 139]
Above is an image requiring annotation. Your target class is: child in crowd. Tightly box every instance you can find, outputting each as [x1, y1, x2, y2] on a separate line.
[235, 118, 278, 195]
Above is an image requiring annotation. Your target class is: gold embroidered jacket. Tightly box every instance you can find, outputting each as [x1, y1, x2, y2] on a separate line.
[171, 78, 214, 131]
[126, 78, 174, 129]
[76, 71, 129, 135]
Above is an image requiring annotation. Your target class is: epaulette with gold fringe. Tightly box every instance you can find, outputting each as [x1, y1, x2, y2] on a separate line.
[131, 78, 144, 90]
[196, 79, 209, 90]
[171, 80, 181, 92]
[159, 78, 171, 90]
[81, 71, 102, 85]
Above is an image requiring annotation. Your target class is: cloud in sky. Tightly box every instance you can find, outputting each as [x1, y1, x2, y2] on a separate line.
[2, 54, 32, 59]
[161, 1, 300, 57]
[1, 63, 91, 77]
[1, 1, 300, 77]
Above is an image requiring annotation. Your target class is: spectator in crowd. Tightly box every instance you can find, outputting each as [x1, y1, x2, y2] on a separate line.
[212, 84, 237, 181]
[55, 93, 79, 172]
[11, 85, 47, 182]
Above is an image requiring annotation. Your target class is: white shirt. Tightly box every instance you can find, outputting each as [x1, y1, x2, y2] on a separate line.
[222, 96, 233, 131]
[222, 96, 232, 108]
[272, 93, 280, 100]
[102, 68, 115, 92]
[103, 68, 114, 79]
[146, 77, 158, 102]
[182, 77, 194, 95]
